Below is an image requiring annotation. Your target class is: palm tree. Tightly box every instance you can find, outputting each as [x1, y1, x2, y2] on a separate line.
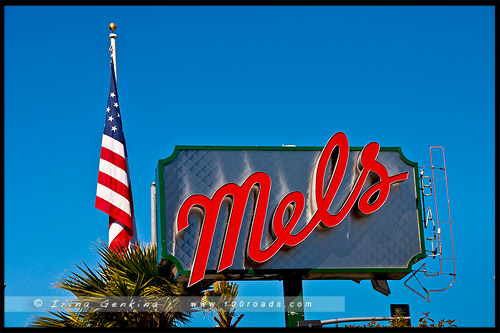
[30, 241, 200, 328]
[201, 281, 244, 328]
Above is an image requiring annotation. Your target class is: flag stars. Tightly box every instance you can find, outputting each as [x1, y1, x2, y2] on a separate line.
[110, 92, 116, 98]
[106, 107, 111, 113]
[117, 113, 120, 117]
[114, 102, 119, 108]
[108, 116, 114, 122]
[111, 126, 117, 132]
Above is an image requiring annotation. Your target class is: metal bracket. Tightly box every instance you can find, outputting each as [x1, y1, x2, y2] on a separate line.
[405, 146, 456, 302]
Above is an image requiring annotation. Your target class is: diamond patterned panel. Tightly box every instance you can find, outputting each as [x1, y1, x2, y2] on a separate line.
[161, 148, 421, 272]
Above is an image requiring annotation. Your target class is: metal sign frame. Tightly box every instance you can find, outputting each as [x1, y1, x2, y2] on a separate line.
[156, 143, 426, 285]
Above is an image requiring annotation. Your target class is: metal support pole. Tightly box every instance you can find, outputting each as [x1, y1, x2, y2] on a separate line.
[297, 316, 411, 327]
[151, 182, 157, 247]
[283, 272, 305, 328]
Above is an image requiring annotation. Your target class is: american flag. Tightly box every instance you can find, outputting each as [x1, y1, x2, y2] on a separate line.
[95, 57, 137, 250]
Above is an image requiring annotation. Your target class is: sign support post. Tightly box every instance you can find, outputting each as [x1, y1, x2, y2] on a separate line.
[151, 182, 157, 247]
[283, 272, 305, 328]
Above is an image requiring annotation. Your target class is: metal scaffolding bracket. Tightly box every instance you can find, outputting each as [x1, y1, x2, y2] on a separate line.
[405, 146, 456, 302]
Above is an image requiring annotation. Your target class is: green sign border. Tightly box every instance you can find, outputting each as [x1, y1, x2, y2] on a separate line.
[155, 145, 426, 282]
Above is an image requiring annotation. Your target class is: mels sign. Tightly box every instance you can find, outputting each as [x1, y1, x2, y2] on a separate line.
[156, 133, 425, 287]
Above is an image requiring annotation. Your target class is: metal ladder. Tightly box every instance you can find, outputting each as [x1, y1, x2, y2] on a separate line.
[404, 146, 456, 302]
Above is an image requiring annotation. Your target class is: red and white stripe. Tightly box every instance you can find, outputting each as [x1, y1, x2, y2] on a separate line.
[95, 134, 136, 250]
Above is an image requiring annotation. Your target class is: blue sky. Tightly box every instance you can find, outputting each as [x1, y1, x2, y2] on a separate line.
[3, 5, 495, 328]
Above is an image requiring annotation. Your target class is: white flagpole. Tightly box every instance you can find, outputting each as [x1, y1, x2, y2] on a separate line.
[109, 23, 117, 81]
[151, 182, 157, 247]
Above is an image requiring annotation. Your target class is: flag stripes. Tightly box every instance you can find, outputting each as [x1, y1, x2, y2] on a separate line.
[101, 132, 126, 157]
[96, 184, 132, 218]
[98, 153, 129, 186]
[109, 221, 127, 242]
[100, 146, 127, 171]
[97, 172, 130, 200]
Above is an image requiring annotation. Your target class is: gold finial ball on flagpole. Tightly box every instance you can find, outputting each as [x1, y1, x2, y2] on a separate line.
[109, 23, 117, 32]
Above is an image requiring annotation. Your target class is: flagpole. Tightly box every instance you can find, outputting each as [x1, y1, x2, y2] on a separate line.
[109, 23, 117, 81]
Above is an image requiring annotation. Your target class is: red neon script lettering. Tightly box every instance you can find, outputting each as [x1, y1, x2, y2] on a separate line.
[176, 132, 409, 286]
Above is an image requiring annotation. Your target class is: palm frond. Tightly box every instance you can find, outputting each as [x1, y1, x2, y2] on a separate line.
[56, 262, 108, 296]
[30, 307, 90, 328]
[30, 241, 197, 328]
[201, 280, 243, 327]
